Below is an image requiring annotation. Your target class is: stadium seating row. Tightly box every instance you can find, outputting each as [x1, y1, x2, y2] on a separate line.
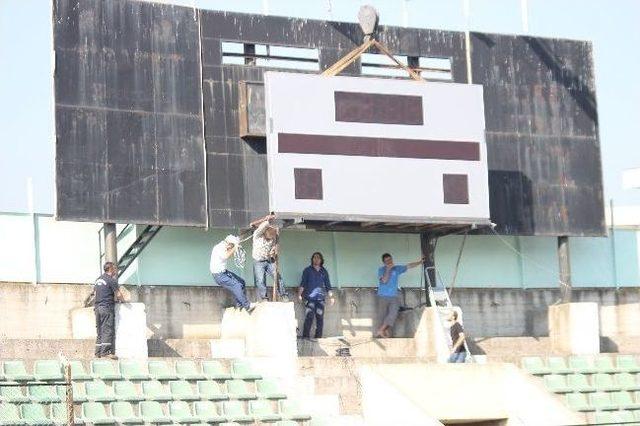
[0, 378, 286, 403]
[565, 391, 640, 412]
[522, 355, 640, 375]
[0, 399, 310, 425]
[544, 372, 640, 393]
[0, 360, 259, 382]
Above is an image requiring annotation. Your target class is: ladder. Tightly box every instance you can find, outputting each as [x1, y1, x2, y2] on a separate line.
[424, 266, 473, 362]
[117, 225, 163, 274]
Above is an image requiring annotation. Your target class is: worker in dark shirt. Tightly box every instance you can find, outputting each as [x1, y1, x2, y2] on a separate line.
[298, 252, 334, 339]
[448, 310, 467, 363]
[94, 262, 124, 359]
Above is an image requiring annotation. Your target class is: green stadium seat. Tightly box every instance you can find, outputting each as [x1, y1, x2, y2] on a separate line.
[69, 361, 92, 381]
[27, 385, 61, 403]
[220, 423, 243, 426]
[0, 403, 22, 426]
[169, 380, 199, 401]
[20, 403, 49, 426]
[543, 374, 572, 393]
[3, 361, 34, 381]
[85, 380, 115, 402]
[594, 356, 618, 374]
[279, 399, 312, 421]
[615, 373, 640, 391]
[276, 421, 299, 426]
[50, 403, 69, 425]
[197, 381, 228, 401]
[202, 361, 231, 380]
[547, 357, 572, 374]
[141, 380, 172, 401]
[139, 401, 172, 424]
[633, 409, 640, 421]
[175, 360, 206, 381]
[592, 373, 619, 391]
[566, 374, 595, 393]
[113, 381, 143, 402]
[256, 379, 287, 399]
[57, 383, 87, 403]
[593, 411, 616, 424]
[168, 401, 200, 424]
[147, 361, 177, 381]
[309, 416, 335, 426]
[118, 360, 149, 381]
[34, 360, 64, 382]
[231, 361, 261, 380]
[223, 400, 253, 423]
[569, 356, 597, 374]
[566, 393, 591, 412]
[521, 357, 550, 375]
[91, 360, 120, 381]
[611, 391, 640, 410]
[193, 401, 227, 423]
[615, 410, 635, 423]
[249, 400, 281, 422]
[618, 356, 640, 373]
[81, 402, 115, 424]
[589, 391, 617, 411]
[110, 401, 143, 424]
[0, 384, 29, 403]
[226, 380, 257, 400]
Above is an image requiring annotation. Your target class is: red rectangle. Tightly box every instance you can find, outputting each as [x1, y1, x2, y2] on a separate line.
[278, 133, 480, 161]
[334, 91, 423, 125]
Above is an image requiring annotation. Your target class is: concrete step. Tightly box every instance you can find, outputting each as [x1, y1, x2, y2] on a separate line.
[298, 336, 417, 357]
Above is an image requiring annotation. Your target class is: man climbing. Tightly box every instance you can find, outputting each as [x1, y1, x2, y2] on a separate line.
[375, 253, 424, 338]
[94, 262, 125, 359]
[210, 235, 253, 312]
[250, 214, 287, 301]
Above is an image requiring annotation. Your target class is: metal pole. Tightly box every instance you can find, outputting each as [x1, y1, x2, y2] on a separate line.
[104, 223, 117, 265]
[65, 363, 74, 425]
[420, 232, 438, 307]
[558, 236, 572, 303]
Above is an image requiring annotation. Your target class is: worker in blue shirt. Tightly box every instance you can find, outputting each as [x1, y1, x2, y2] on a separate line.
[375, 253, 424, 338]
[298, 252, 334, 339]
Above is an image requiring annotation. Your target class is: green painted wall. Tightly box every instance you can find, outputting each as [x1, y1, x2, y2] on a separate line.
[0, 213, 638, 288]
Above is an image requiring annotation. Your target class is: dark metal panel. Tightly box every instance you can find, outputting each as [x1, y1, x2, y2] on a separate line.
[54, 0, 206, 226]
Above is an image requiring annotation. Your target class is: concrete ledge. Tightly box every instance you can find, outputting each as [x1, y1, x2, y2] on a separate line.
[549, 303, 600, 354]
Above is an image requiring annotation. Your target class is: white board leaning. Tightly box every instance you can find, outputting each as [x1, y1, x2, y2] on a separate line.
[264, 71, 490, 225]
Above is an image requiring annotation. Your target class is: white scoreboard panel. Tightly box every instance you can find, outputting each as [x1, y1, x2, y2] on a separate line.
[264, 71, 490, 224]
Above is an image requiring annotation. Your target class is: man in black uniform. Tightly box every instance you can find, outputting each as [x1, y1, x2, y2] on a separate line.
[94, 262, 124, 359]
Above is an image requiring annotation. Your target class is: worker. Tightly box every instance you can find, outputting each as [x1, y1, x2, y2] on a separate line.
[94, 262, 125, 359]
[375, 253, 424, 338]
[448, 310, 467, 363]
[250, 214, 287, 301]
[298, 252, 335, 339]
[210, 235, 253, 312]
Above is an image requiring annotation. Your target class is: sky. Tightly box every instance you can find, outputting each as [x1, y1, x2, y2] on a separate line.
[0, 0, 639, 214]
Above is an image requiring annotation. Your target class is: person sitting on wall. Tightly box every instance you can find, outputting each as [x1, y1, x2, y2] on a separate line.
[210, 235, 254, 312]
[250, 213, 288, 302]
[448, 310, 467, 363]
[375, 253, 424, 338]
[94, 261, 125, 359]
[298, 252, 335, 340]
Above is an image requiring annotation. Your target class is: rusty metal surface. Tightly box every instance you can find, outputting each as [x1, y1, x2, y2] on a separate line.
[53, 0, 206, 225]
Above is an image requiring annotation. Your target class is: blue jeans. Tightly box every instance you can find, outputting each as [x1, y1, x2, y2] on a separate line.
[448, 351, 467, 363]
[302, 299, 325, 338]
[213, 271, 250, 309]
[253, 260, 286, 300]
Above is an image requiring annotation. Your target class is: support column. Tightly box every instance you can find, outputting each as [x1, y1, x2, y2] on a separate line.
[558, 235, 571, 303]
[104, 223, 118, 265]
[420, 232, 438, 307]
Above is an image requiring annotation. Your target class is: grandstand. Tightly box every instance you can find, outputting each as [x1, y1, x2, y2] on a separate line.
[1, 0, 640, 425]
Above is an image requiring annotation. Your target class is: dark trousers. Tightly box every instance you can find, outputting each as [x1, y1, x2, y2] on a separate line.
[95, 305, 115, 357]
[302, 299, 325, 338]
[213, 270, 250, 309]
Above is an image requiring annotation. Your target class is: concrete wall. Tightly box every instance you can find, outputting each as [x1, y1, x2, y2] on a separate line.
[1, 282, 639, 344]
[1, 213, 639, 289]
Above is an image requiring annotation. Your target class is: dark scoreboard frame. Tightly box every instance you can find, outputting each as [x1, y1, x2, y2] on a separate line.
[53, 0, 605, 236]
